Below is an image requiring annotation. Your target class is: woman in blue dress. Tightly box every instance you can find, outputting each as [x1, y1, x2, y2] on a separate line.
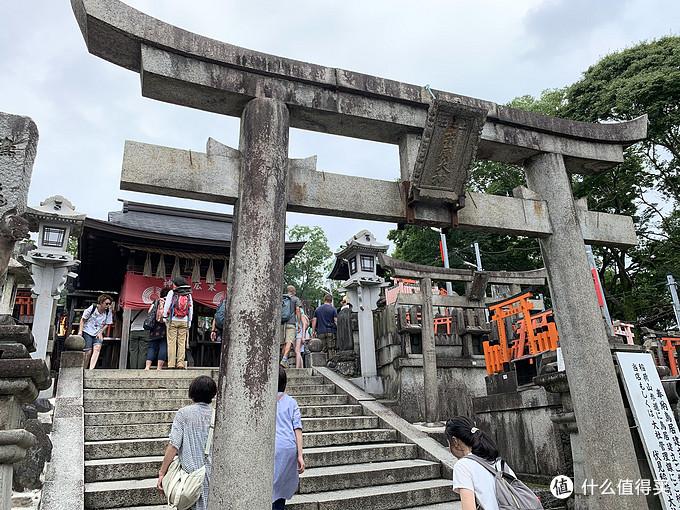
[273, 366, 305, 509]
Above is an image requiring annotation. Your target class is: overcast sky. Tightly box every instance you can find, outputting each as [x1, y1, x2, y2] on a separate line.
[2, 0, 678, 258]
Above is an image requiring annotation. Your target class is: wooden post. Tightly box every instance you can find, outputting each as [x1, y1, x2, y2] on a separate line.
[421, 276, 439, 423]
[118, 308, 131, 369]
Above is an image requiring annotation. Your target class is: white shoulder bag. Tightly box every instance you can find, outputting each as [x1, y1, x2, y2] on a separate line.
[162, 407, 216, 510]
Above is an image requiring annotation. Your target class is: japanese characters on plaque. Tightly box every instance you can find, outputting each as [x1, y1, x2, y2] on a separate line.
[616, 352, 680, 509]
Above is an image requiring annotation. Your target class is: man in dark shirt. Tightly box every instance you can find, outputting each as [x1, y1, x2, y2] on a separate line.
[312, 294, 338, 356]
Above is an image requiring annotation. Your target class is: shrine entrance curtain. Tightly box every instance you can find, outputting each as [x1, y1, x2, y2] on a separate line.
[119, 273, 227, 310]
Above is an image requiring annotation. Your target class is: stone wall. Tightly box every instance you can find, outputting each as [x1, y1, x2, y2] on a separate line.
[473, 387, 571, 484]
[374, 305, 488, 421]
[373, 305, 571, 483]
[384, 358, 488, 422]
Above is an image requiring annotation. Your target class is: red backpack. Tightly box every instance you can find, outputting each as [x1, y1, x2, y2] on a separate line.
[172, 293, 190, 319]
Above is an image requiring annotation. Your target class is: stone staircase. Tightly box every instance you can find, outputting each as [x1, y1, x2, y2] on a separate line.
[82, 368, 460, 510]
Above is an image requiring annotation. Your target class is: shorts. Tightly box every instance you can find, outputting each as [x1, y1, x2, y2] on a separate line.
[83, 331, 102, 352]
[280, 324, 296, 346]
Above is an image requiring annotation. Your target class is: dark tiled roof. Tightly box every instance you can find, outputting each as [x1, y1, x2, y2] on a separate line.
[107, 201, 232, 242]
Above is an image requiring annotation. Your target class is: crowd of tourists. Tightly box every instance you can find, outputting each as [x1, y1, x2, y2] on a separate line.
[279, 285, 339, 368]
[79, 276, 194, 370]
[80, 282, 342, 371]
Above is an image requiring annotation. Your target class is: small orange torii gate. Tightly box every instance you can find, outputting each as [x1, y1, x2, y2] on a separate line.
[378, 253, 547, 422]
[483, 292, 559, 375]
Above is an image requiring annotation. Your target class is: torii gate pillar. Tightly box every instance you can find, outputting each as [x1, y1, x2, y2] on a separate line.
[525, 153, 645, 510]
[208, 98, 289, 509]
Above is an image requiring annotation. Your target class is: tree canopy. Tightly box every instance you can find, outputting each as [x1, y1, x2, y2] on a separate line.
[283, 225, 333, 308]
[388, 36, 680, 330]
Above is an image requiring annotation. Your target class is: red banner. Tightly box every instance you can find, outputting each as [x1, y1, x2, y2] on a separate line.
[120, 273, 227, 310]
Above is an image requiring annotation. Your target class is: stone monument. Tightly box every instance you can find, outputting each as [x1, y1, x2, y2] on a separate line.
[0, 112, 36, 279]
[0, 112, 51, 510]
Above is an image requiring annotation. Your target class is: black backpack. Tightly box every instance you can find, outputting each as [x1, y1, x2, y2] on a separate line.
[143, 301, 157, 330]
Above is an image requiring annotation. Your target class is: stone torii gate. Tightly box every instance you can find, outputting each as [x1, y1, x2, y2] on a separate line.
[71, 2, 647, 508]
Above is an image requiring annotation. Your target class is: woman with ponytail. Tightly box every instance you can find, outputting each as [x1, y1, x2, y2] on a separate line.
[446, 416, 516, 510]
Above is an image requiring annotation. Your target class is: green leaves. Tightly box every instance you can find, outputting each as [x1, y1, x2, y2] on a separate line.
[283, 225, 334, 307]
[388, 37, 680, 330]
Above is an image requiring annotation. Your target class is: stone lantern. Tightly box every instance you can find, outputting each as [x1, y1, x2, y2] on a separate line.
[24, 196, 85, 364]
[330, 230, 389, 394]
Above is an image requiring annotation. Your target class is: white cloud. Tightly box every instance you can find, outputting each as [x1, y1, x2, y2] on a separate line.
[1, 0, 678, 255]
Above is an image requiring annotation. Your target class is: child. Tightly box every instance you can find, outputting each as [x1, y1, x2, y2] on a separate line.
[272, 366, 304, 509]
[446, 416, 516, 510]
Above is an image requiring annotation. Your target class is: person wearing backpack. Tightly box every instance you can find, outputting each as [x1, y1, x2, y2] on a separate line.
[79, 294, 114, 369]
[446, 416, 543, 510]
[163, 276, 194, 369]
[280, 285, 301, 366]
[210, 298, 226, 342]
[145, 285, 171, 371]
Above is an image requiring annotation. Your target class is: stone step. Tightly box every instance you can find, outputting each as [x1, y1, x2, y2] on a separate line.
[299, 405, 363, 418]
[84, 393, 349, 412]
[304, 429, 397, 448]
[84, 404, 364, 425]
[287, 478, 457, 510]
[85, 424, 171, 442]
[84, 375, 326, 389]
[292, 394, 348, 406]
[301, 416, 379, 433]
[84, 367, 313, 379]
[85, 415, 380, 440]
[298, 459, 441, 494]
[110, 507, 166, 510]
[113, 507, 460, 510]
[84, 384, 336, 401]
[85, 438, 168, 460]
[85, 456, 163, 483]
[84, 399, 191, 413]
[85, 478, 163, 508]
[86, 457, 439, 508]
[85, 443, 419, 482]
[111, 507, 167, 510]
[85, 428, 399, 459]
[409, 504, 462, 510]
[84, 368, 215, 379]
[305, 443, 418, 469]
[84, 473, 453, 509]
[85, 411, 176, 427]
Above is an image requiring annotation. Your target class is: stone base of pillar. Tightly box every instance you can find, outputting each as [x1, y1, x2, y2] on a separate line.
[60, 351, 85, 369]
[349, 375, 384, 396]
[307, 352, 327, 368]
